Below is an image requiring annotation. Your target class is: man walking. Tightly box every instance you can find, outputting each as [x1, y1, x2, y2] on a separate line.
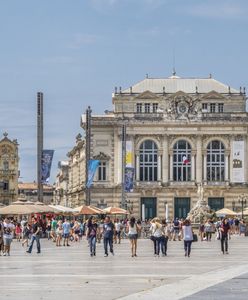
[62, 219, 71, 246]
[102, 216, 115, 257]
[26, 217, 41, 254]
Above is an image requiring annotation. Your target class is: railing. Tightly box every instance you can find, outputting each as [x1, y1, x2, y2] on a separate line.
[134, 113, 163, 121]
[0, 169, 16, 176]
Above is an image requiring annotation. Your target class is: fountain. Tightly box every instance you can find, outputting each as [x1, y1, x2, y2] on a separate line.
[187, 183, 213, 223]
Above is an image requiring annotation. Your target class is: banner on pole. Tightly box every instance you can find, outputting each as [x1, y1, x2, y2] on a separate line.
[232, 141, 245, 182]
[86, 160, 100, 188]
[125, 167, 135, 192]
[41, 150, 54, 184]
[126, 141, 133, 167]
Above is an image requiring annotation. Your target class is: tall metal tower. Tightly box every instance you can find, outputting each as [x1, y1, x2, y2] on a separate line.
[37, 92, 44, 202]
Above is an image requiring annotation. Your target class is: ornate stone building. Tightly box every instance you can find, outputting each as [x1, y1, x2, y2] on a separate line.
[54, 161, 69, 206]
[18, 182, 54, 204]
[80, 74, 248, 220]
[66, 134, 85, 207]
[0, 133, 19, 205]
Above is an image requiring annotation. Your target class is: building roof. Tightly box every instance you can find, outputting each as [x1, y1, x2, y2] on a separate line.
[18, 182, 54, 190]
[122, 76, 239, 94]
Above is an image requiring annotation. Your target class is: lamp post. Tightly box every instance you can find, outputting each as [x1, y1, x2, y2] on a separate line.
[232, 200, 235, 211]
[85, 106, 92, 206]
[238, 194, 247, 220]
[121, 124, 126, 209]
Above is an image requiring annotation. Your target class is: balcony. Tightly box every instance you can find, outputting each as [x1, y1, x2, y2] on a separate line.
[0, 189, 16, 196]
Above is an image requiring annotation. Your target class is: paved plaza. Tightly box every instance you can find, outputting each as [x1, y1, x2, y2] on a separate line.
[0, 235, 247, 300]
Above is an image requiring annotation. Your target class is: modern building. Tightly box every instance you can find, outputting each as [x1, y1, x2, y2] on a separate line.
[18, 182, 54, 204]
[0, 132, 19, 205]
[80, 74, 248, 220]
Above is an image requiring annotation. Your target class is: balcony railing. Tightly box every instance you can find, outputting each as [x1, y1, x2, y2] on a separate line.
[0, 189, 16, 196]
[134, 113, 163, 121]
[0, 169, 16, 176]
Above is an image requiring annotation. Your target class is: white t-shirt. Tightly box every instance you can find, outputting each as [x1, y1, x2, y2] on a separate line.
[115, 222, 122, 232]
[3, 222, 15, 239]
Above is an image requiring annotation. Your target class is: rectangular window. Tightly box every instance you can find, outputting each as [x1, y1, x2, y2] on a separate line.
[136, 103, 142, 113]
[218, 103, 224, 113]
[144, 103, 150, 113]
[98, 162, 107, 181]
[210, 103, 216, 113]
[152, 103, 158, 113]
[202, 103, 208, 111]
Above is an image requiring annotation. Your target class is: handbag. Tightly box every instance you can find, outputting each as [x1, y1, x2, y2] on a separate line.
[192, 233, 198, 242]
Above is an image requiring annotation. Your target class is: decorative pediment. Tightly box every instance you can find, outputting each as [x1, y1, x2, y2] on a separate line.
[93, 152, 111, 161]
[201, 91, 226, 100]
[134, 90, 160, 100]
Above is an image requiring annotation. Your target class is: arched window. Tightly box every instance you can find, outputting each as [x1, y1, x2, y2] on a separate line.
[139, 140, 158, 181]
[173, 140, 191, 181]
[207, 140, 225, 181]
[3, 161, 9, 170]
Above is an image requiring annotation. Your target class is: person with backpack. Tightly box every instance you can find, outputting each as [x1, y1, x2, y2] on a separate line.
[126, 217, 141, 257]
[173, 218, 180, 241]
[102, 216, 115, 257]
[220, 218, 230, 254]
[21, 222, 31, 248]
[150, 218, 165, 257]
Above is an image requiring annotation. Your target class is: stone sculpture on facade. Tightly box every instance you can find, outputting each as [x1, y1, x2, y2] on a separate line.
[187, 183, 213, 223]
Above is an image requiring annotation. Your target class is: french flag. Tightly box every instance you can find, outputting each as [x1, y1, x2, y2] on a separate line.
[183, 155, 190, 165]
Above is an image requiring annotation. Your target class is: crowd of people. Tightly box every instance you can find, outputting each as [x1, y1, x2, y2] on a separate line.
[0, 215, 247, 257]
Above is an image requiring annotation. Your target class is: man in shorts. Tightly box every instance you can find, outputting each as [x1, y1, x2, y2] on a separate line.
[62, 219, 71, 246]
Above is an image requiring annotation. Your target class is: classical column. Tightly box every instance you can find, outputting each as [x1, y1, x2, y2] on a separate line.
[196, 136, 202, 183]
[169, 150, 173, 181]
[162, 135, 169, 184]
[203, 151, 207, 181]
[224, 151, 230, 181]
[136, 152, 140, 181]
[191, 151, 196, 181]
[157, 152, 162, 181]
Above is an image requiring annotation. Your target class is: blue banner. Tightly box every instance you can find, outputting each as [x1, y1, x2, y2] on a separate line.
[41, 150, 54, 184]
[125, 167, 135, 192]
[86, 160, 100, 188]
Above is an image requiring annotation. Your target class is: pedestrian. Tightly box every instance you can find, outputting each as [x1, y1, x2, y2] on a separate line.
[51, 217, 57, 242]
[56, 220, 63, 246]
[204, 219, 213, 241]
[126, 217, 140, 257]
[220, 218, 230, 254]
[102, 216, 115, 257]
[150, 218, 164, 257]
[0, 219, 4, 255]
[15, 223, 22, 242]
[161, 219, 169, 256]
[21, 222, 31, 248]
[86, 217, 99, 256]
[173, 218, 180, 241]
[62, 218, 71, 246]
[46, 220, 51, 240]
[114, 218, 122, 244]
[182, 219, 193, 257]
[26, 217, 41, 254]
[3, 218, 15, 256]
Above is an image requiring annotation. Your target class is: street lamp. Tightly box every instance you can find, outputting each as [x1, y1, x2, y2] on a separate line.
[238, 194, 247, 220]
[232, 200, 235, 211]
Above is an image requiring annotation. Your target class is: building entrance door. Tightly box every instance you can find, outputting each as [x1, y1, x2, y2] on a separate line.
[208, 197, 224, 212]
[174, 197, 190, 219]
[141, 197, 157, 220]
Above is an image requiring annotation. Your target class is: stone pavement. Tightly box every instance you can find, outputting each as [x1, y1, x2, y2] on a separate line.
[0, 235, 247, 300]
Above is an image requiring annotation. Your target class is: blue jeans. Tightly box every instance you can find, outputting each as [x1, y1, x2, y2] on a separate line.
[89, 235, 96, 254]
[104, 237, 113, 255]
[184, 240, 192, 256]
[154, 236, 163, 255]
[28, 235, 41, 253]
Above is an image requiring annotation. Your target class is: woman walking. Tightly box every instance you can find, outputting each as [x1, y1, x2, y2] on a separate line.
[22, 222, 31, 248]
[220, 218, 230, 254]
[126, 217, 140, 257]
[182, 219, 193, 257]
[150, 218, 164, 257]
[56, 221, 63, 246]
[86, 217, 98, 256]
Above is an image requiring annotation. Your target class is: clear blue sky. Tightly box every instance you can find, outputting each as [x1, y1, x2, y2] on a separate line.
[0, 0, 247, 183]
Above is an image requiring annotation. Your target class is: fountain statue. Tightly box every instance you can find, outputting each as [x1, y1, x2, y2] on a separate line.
[187, 183, 213, 223]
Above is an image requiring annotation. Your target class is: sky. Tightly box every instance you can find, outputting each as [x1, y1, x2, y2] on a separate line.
[0, 0, 248, 183]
